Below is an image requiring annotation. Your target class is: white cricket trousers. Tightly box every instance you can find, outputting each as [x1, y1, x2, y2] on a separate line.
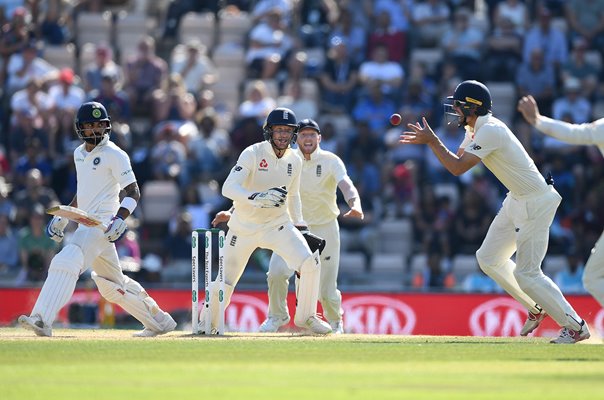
[267, 219, 342, 323]
[583, 230, 604, 308]
[476, 186, 583, 329]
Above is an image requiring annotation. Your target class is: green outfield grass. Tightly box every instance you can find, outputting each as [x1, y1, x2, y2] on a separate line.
[1, 328, 603, 400]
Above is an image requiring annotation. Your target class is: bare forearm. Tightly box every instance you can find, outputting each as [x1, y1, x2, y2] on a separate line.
[428, 138, 466, 176]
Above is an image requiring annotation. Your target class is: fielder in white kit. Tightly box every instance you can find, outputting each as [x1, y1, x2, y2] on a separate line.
[518, 94, 604, 310]
[213, 119, 364, 334]
[19, 101, 176, 337]
[401, 81, 590, 344]
[201, 107, 332, 334]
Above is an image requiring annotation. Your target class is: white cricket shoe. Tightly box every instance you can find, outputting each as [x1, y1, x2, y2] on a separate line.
[520, 309, 547, 336]
[132, 311, 177, 337]
[550, 320, 591, 344]
[297, 315, 332, 334]
[330, 320, 344, 334]
[18, 314, 52, 337]
[258, 316, 290, 333]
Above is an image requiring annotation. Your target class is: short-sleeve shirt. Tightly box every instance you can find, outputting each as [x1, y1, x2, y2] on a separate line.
[74, 139, 136, 223]
[296, 147, 347, 225]
[464, 114, 548, 196]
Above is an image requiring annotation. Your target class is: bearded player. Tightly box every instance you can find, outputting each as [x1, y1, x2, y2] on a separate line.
[19, 101, 176, 337]
[201, 107, 332, 334]
[401, 81, 589, 344]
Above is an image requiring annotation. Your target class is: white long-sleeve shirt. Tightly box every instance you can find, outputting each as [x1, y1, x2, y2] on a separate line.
[222, 141, 304, 235]
[536, 116, 604, 156]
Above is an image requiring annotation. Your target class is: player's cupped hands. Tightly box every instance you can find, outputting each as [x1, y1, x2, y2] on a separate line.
[400, 117, 437, 145]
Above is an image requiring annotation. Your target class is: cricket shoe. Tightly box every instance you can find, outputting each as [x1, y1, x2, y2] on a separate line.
[18, 314, 52, 337]
[297, 314, 332, 334]
[133, 311, 177, 337]
[520, 308, 547, 336]
[550, 320, 591, 344]
[258, 316, 290, 333]
[330, 320, 344, 334]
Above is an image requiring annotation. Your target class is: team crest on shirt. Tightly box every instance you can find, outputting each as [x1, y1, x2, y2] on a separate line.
[92, 157, 101, 170]
[258, 159, 268, 171]
[287, 163, 292, 176]
[316, 165, 322, 177]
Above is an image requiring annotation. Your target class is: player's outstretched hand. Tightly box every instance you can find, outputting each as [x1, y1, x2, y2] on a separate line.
[248, 186, 287, 208]
[517, 95, 540, 125]
[343, 207, 364, 220]
[46, 216, 69, 243]
[212, 210, 232, 227]
[400, 117, 437, 145]
[104, 216, 128, 242]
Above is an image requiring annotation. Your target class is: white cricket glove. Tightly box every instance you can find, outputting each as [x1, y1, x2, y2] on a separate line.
[248, 187, 287, 208]
[45, 216, 69, 243]
[104, 216, 128, 243]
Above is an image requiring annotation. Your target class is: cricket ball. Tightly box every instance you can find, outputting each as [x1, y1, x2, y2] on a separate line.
[390, 113, 402, 126]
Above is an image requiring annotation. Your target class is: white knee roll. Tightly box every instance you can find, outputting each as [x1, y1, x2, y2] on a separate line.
[49, 244, 84, 275]
[294, 253, 321, 326]
[92, 272, 164, 332]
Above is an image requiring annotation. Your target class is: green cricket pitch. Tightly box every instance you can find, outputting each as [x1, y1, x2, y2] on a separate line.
[1, 328, 603, 400]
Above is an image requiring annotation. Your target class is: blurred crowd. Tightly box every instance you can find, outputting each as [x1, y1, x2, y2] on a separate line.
[0, 0, 601, 295]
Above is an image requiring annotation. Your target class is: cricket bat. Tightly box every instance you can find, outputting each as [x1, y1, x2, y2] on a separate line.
[46, 205, 107, 230]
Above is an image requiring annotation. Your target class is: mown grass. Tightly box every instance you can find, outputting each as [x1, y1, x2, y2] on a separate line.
[1, 328, 603, 400]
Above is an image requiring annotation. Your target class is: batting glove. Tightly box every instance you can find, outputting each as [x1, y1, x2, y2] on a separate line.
[46, 216, 69, 243]
[248, 187, 287, 208]
[104, 215, 128, 243]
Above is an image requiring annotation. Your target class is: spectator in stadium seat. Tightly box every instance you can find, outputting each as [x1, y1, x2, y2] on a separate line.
[171, 40, 217, 95]
[237, 80, 276, 124]
[367, 10, 406, 63]
[440, 8, 484, 81]
[561, 37, 601, 101]
[483, 16, 523, 82]
[327, 8, 366, 65]
[319, 37, 359, 114]
[516, 48, 556, 118]
[83, 43, 124, 95]
[552, 77, 592, 124]
[124, 36, 168, 115]
[410, 0, 450, 48]
[13, 169, 59, 227]
[16, 205, 59, 284]
[522, 5, 568, 74]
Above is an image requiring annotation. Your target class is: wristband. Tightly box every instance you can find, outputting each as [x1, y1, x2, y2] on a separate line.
[119, 196, 137, 214]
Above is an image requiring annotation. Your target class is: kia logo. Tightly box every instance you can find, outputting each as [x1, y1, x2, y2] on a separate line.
[343, 296, 416, 334]
[225, 294, 267, 332]
[470, 298, 528, 336]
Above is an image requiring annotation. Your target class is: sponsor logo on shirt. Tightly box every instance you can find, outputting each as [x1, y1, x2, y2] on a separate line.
[230, 235, 237, 246]
[287, 163, 292, 176]
[316, 165, 322, 177]
[470, 143, 482, 151]
[234, 165, 243, 172]
[258, 159, 268, 171]
[121, 169, 132, 176]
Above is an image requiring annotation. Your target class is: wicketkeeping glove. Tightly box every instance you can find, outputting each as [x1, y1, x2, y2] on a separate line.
[297, 226, 326, 255]
[248, 186, 287, 208]
[46, 216, 69, 243]
[104, 215, 128, 243]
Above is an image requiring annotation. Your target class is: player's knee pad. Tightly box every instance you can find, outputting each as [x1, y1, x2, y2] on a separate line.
[294, 254, 321, 326]
[92, 272, 164, 331]
[48, 244, 84, 277]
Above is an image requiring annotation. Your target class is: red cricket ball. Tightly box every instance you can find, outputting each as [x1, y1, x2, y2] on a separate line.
[390, 113, 402, 126]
